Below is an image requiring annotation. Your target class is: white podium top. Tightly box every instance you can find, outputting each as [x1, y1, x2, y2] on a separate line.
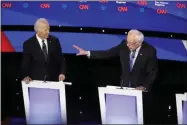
[106, 85, 136, 90]
[99, 86, 143, 96]
[21, 80, 72, 89]
[106, 85, 147, 92]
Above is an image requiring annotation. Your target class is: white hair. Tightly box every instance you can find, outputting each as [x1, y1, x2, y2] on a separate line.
[34, 18, 49, 32]
[128, 29, 144, 43]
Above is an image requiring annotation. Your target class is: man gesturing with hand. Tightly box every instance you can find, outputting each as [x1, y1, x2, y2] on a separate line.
[73, 29, 158, 91]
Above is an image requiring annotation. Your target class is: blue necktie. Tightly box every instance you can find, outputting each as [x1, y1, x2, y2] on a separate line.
[129, 50, 136, 87]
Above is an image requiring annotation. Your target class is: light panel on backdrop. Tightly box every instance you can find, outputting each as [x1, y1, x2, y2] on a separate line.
[1, 31, 187, 62]
[1, 1, 187, 33]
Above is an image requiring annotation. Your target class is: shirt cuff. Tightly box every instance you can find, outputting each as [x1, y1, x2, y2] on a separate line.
[87, 51, 90, 57]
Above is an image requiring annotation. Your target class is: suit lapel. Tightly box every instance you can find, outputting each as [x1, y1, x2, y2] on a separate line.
[121, 45, 131, 72]
[131, 44, 145, 73]
[46, 39, 52, 62]
[126, 49, 131, 72]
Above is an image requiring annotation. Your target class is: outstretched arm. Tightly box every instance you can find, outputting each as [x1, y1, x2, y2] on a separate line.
[73, 41, 123, 59]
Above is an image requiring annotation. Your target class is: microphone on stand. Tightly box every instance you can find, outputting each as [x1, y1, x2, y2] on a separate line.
[44, 74, 47, 82]
[117, 74, 124, 89]
[120, 79, 124, 89]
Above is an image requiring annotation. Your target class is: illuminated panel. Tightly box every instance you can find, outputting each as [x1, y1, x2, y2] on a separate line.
[21, 81, 68, 124]
[98, 87, 143, 124]
[183, 101, 187, 124]
[3, 31, 187, 62]
[176, 93, 187, 124]
[105, 94, 138, 124]
[28, 88, 62, 124]
[1, 1, 187, 33]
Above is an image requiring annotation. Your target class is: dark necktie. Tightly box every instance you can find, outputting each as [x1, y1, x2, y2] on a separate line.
[129, 50, 136, 87]
[42, 40, 47, 60]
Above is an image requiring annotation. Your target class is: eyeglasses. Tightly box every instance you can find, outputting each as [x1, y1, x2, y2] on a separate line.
[126, 41, 137, 45]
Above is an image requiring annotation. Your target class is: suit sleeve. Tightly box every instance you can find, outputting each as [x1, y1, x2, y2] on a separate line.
[90, 41, 123, 59]
[56, 38, 66, 75]
[21, 42, 31, 78]
[144, 48, 158, 89]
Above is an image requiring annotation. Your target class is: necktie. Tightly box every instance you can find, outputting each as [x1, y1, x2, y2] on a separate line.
[130, 50, 136, 71]
[129, 50, 136, 87]
[42, 40, 47, 60]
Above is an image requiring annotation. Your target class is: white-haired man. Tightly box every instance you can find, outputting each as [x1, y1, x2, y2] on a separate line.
[73, 29, 158, 90]
[22, 18, 66, 83]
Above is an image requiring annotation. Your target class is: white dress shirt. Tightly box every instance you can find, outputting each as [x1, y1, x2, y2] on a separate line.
[36, 34, 48, 53]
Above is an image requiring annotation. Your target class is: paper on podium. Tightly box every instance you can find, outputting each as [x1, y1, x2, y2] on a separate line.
[106, 85, 136, 90]
[106, 85, 148, 92]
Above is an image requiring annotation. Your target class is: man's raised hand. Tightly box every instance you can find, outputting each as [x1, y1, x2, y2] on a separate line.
[73, 45, 88, 56]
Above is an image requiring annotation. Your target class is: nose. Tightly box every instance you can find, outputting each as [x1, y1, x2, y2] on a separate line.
[127, 43, 132, 47]
[127, 45, 131, 48]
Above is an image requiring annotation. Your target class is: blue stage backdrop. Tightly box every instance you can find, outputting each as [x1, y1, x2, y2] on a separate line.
[1, 1, 187, 33]
[2, 31, 187, 62]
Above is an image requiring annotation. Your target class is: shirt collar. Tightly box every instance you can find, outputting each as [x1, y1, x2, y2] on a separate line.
[36, 34, 46, 42]
[136, 45, 141, 52]
[131, 45, 141, 53]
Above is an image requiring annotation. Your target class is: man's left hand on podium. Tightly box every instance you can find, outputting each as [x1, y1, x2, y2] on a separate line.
[136, 86, 146, 91]
[59, 74, 65, 81]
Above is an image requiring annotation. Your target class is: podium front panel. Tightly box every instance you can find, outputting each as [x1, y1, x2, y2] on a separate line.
[176, 93, 187, 124]
[98, 87, 143, 124]
[183, 101, 187, 124]
[22, 81, 67, 124]
[105, 94, 137, 124]
[29, 88, 62, 124]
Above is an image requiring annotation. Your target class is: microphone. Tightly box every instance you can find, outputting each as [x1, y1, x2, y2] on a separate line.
[120, 79, 124, 89]
[44, 74, 47, 82]
[117, 74, 124, 89]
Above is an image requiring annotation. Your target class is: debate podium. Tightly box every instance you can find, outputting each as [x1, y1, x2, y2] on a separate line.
[176, 92, 187, 124]
[21, 80, 72, 124]
[98, 86, 144, 124]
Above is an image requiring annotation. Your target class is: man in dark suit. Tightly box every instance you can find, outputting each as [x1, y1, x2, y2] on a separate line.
[73, 29, 158, 90]
[22, 18, 66, 83]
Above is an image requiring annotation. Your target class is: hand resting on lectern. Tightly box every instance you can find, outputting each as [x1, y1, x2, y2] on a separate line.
[23, 76, 32, 84]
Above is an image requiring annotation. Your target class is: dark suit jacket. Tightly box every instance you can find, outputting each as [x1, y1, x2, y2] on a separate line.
[21, 34, 66, 81]
[90, 40, 158, 89]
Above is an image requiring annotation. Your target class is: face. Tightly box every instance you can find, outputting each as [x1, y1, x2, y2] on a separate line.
[37, 22, 50, 39]
[126, 33, 141, 51]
